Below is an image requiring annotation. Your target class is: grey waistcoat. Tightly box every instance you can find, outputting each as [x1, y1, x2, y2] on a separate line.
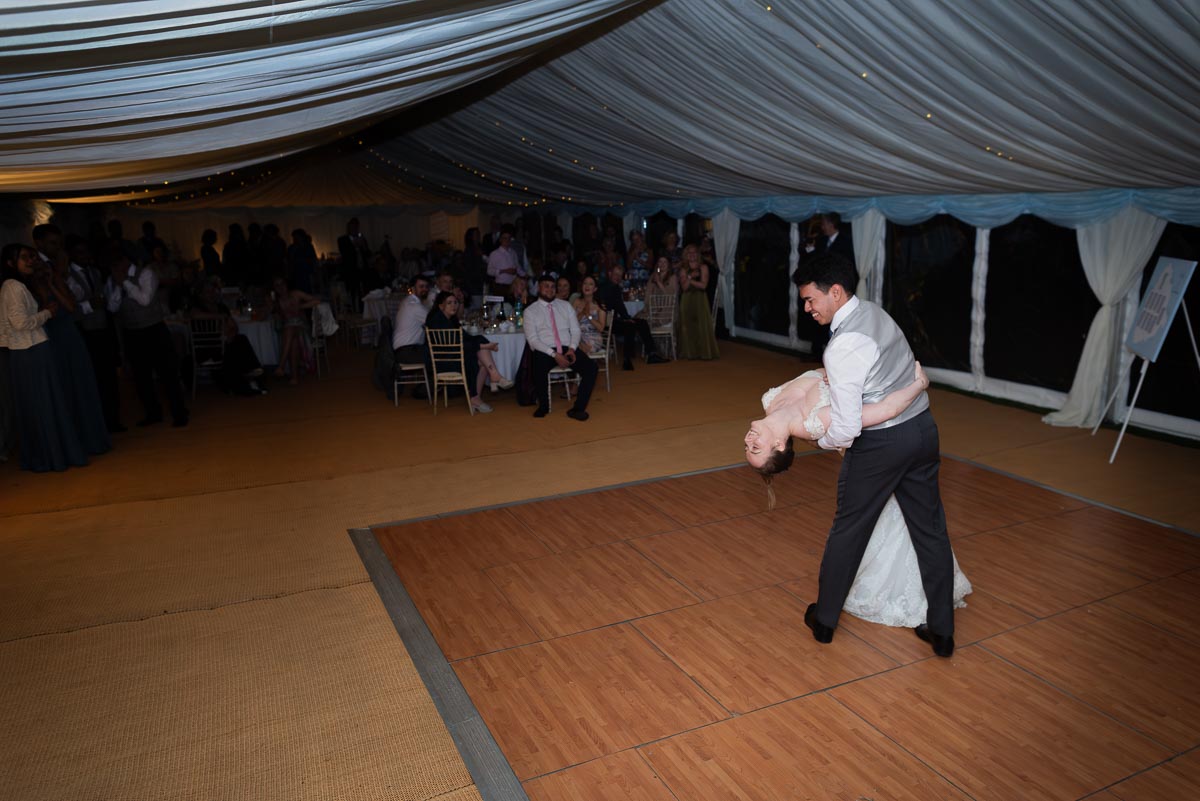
[829, 298, 928, 429]
[117, 265, 164, 330]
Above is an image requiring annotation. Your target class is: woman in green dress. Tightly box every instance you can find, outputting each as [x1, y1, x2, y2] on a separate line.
[676, 245, 719, 360]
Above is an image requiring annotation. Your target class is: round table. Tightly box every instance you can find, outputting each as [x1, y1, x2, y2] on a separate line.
[233, 317, 280, 366]
[477, 330, 526, 382]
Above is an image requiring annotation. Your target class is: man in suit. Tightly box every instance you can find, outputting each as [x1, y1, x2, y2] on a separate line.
[794, 253, 956, 658]
[596, 264, 667, 370]
[337, 218, 370, 297]
[798, 213, 855, 360]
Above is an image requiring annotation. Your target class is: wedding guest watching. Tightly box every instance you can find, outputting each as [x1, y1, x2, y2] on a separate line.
[105, 246, 189, 427]
[572, 276, 606, 355]
[677, 244, 719, 360]
[272, 276, 320, 386]
[1, 243, 91, 471]
[192, 279, 266, 396]
[392, 275, 432, 396]
[137, 221, 167, 266]
[65, 235, 123, 432]
[523, 274, 598, 421]
[287, 229, 318, 293]
[555, 276, 573, 302]
[426, 291, 511, 413]
[200, 229, 221, 278]
[596, 264, 666, 370]
[639, 255, 678, 321]
[222, 223, 250, 286]
[486, 230, 525, 295]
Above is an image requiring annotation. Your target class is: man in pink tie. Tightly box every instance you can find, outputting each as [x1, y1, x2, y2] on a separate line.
[522, 274, 598, 420]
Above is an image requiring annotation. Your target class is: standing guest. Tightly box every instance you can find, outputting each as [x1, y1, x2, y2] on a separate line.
[486, 231, 525, 295]
[596, 264, 667, 370]
[272, 277, 320, 386]
[661, 231, 683, 268]
[1, 243, 90, 471]
[572, 276, 607, 355]
[596, 236, 624, 276]
[137, 221, 167, 266]
[286, 229, 318, 294]
[200, 229, 221, 278]
[146, 243, 181, 315]
[677, 245, 719, 360]
[523, 273, 598, 421]
[30, 226, 112, 454]
[65, 235, 123, 432]
[463, 227, 487, 298]
[260, 224, 288, 278]
[222, 223, 250, 286]
[627, 230, 652, 287]
[337, 217, 371, 297]
[105, 247, 189, 427]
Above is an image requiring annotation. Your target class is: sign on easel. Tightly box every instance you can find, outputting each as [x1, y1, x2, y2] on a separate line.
[1126, 257, 1197, 363]
[1096, 256, 1198, 463]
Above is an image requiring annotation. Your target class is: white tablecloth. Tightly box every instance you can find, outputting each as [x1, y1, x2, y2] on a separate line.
[234, 318, 280, 365]
[362, 295, 401, 325]
[480, 331, 526, 381]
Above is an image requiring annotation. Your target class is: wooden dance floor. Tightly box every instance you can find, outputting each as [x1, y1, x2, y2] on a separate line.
[373, 452, 1200, 801]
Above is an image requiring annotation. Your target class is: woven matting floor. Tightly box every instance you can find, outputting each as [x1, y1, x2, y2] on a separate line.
[0, 342, 1195, 800]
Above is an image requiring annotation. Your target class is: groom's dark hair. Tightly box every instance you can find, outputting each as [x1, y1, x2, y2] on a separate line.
[753, 437, 795, 510]
[792, 252, 857, 295]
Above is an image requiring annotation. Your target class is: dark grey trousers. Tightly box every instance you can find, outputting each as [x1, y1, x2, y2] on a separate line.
[814, 409, 955, 636]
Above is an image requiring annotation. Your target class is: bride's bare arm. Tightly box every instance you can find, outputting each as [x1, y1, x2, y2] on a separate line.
[811, 362, 929, 434]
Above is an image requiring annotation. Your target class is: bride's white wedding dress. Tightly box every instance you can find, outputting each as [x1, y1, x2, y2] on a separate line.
[763, 372, 972, 627]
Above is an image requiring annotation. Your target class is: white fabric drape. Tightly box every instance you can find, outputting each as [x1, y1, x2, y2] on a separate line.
[1044, 207, 1167, 427]
[0, 0, 643, 192]
[968, 228, 991, 391]
[851, 209, 886, 302]
[711, 208, 740, 334]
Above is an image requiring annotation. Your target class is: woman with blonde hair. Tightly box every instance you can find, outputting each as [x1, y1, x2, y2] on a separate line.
[676, 244, 718, 359]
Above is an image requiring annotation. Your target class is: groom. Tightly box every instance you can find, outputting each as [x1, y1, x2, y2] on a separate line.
[793, 253, 956, 657]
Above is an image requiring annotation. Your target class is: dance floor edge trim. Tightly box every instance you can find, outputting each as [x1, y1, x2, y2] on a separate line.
[349, 454, 1196, 801]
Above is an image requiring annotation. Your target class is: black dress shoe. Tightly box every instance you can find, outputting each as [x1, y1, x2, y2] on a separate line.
[566, 408, 589, 421]
[532, 407, 549, 418]
[804, 603, 834, 644]
[914, 625, 955, 658]
[646, 353, 667, 364]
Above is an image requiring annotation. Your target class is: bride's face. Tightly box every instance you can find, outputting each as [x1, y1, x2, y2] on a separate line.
[744, 420, 782, 469]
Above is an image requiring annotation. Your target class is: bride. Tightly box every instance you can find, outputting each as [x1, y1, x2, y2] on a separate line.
[744, 364, 971, 628]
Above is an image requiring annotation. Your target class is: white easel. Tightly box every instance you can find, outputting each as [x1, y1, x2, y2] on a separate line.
[1092, 257, 1199, 463]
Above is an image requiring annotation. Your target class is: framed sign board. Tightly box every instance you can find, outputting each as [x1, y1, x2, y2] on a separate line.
[1126, 256, 1197, 363]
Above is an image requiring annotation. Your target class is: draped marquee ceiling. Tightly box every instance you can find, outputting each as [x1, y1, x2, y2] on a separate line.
[3, 0, 1200, 222]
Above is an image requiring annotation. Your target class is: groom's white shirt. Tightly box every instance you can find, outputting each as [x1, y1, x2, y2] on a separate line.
[818, 295, 879, 450]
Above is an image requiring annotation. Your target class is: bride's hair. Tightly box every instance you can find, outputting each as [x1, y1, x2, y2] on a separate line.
[752, 437, 795, 510]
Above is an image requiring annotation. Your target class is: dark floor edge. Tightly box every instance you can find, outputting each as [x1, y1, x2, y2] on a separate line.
[348, 527, 528, 801]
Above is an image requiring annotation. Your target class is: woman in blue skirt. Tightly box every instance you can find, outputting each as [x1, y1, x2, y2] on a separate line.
[0, 243, 89, 472]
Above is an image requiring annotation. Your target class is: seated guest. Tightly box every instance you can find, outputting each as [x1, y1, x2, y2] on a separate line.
[1, 243, 90, 471]
[392, 275, 432, 396]
[555, 276, 573, 303]
[523, 274, 598, 421]
[425, 291, 511, 414]
[502, 275, 534, 317]
[105, 247, 189, 427]
[572, 276, 607, 355]
[596, 264, 666, 370]
[639, 255, 678, 320]
[272, 277, 320, 386]
[192, 280, 266, 395]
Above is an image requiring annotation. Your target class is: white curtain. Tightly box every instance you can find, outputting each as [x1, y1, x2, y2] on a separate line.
[1044, 207, 1167, 427]
[851, 208, 886, 302]
[712, 208, 740, 333]
[969, 228, 991, 391]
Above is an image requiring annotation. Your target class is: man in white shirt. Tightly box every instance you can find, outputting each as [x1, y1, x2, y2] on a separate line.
[392, 275, 432, 397]
[794, 253, 954, 658]
[523, 274, 597, 420]
[105, 247, 189, 427]
[486, 231, 526, 295]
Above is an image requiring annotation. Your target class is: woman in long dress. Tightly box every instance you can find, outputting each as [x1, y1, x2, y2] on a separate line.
[676, 245, 718, 359]
[745, 364, 971, 627]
